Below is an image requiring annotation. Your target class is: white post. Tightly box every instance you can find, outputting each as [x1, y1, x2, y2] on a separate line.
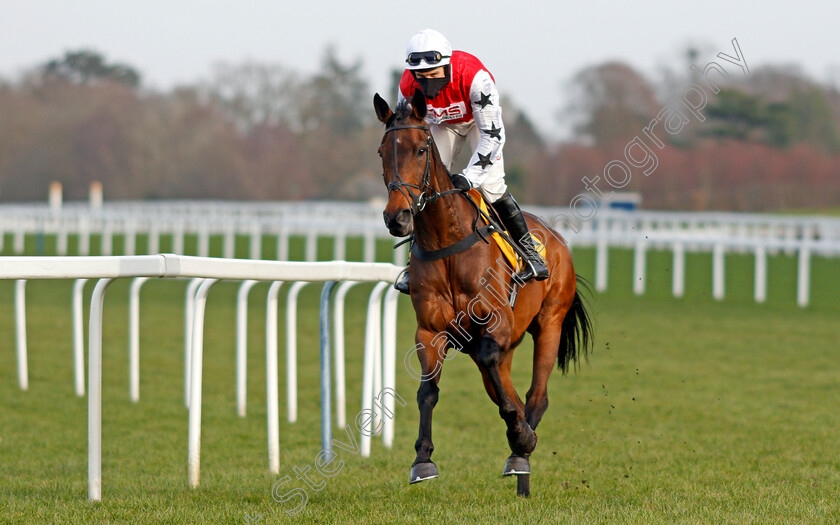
[797, 245, 811, 308]
[13, 226, 24, 254]
[633, 240, 647, 296]
[124, 221, 137, 256]
[184, 279, 205, 407]
[249, 224, 262, 260]
[235, 280, 258, 417]
[595, 238, 608, 293]
[276, 227, 289, 261]
[265, 281, 284, 474]
[363, 231, 376, 263]
[372, 298, 382, 437]
[73, 279, 88, 397]
[88, 278, 113, 502]
[198, 224, 210, 258]
[333, 281, 359, 430]
[223, 225, 235, 259]
[305, 230, 318, 262]
[148, 223, 160, 255]
[381, 287, 400, 448]
[128, 277, 149, 403]
[187, 278, 217, 488]
[754, 245, 767, 303]
[361, 281, 389, 457]
[712, 243, 725, 300]
[101, 225, 113, 256]
[173, 222, 185, 255]
[285, 281, 309, 422]
[333, 229, 346, 261]
[672, 242, 685, 298]
[57, 228, 68, 255]
[15, 279, 28, 391]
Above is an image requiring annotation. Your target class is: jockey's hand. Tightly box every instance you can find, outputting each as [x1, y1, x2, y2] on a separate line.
[449, 171, 472, 192]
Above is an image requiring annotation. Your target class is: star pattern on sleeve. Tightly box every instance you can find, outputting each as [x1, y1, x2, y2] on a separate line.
[475, 92, 493, 109]
[485, 123, 503, 140]
[474, 152, 493, 169]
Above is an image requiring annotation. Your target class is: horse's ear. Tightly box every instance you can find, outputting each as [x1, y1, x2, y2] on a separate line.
[411, 88, 427, 121]
[373, 93, 393, 125]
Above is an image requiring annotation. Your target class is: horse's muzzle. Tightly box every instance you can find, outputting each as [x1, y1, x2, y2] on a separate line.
[384, 209, 413, 237]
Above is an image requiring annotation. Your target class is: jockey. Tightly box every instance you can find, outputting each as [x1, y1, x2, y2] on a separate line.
[393, 28, 549, 294]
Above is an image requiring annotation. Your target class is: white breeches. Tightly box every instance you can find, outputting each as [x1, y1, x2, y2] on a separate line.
[430, 121, 507, 203]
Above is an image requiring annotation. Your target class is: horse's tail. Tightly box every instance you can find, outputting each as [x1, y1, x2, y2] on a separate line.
[558, 275, 594, 374]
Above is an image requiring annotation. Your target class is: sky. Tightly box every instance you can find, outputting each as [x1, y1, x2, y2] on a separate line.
[1, 0, 838, 139]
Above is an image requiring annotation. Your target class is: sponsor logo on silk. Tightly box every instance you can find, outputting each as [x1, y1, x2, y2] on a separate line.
[427, 102, 467, 123]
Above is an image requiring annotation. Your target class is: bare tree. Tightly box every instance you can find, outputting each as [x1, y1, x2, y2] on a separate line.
[205, 62, 301, 132]
[562, 61, 660, 147]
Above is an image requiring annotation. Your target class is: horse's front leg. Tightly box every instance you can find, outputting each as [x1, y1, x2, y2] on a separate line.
[409, 327, 447, 483]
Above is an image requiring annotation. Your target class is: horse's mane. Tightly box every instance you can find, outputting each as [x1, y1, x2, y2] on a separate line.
[388, 99, 414, 127]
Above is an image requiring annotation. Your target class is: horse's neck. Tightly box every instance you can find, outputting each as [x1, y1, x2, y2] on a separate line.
[413, 166, 474, 251]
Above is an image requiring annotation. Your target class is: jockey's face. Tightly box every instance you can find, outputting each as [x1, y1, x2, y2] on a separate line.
[414, 67, 445, 79]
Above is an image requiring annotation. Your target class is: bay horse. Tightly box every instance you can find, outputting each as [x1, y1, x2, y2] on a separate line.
[374, 89, 593, 496]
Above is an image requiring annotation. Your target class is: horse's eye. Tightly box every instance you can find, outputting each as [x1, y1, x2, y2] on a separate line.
[417, 147, 426, 155]
[378, 150, 383, 158]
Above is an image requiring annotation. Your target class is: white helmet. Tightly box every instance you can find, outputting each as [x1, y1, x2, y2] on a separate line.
[405, 29, 452, 70]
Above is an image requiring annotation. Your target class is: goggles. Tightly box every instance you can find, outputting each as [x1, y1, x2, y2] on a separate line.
[406, 51, 449, 67]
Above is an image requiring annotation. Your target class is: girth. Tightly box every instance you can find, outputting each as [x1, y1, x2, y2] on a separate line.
[410, 224, 495, 261]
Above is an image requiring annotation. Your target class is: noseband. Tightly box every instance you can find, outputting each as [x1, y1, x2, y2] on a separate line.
[383, 124, 460, 215]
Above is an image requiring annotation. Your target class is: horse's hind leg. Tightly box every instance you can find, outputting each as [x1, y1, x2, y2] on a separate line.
[475, 335, 536, 457]
[524, 327, 562, 431]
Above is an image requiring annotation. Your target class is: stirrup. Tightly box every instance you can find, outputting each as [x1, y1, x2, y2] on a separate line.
[394, 268, 410, 295]
[516, 255, 549, 283]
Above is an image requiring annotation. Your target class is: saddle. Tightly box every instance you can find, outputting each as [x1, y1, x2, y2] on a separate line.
[465, 189, 546, 272]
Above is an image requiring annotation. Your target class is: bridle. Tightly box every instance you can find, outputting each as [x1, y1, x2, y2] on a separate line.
[382, 123, 460, 215]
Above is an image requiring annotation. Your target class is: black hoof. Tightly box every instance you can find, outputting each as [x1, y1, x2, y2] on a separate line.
[503, 454, 530, 476]
[409, 462, 439, 484]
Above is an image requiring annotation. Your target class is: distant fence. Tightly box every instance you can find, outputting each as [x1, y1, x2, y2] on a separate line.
[0, 201, 407, 263]
[2, 200, 839, 306]
[0, 255, 403, 501]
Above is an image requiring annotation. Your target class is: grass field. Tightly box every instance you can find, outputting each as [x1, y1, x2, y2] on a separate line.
[0, 237, 838, 524]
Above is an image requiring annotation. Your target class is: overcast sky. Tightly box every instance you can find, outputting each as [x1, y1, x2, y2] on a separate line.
[1, 0, 838, 139]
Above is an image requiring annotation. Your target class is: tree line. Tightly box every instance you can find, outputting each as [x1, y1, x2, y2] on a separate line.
[0, 49, 838, 211]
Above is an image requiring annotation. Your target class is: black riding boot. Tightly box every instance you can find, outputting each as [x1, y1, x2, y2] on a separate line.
[491, 193, 549, 282]
[394, 266, 411, 295]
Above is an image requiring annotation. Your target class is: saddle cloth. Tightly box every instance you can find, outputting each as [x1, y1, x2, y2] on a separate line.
[466, 189, 546, 272]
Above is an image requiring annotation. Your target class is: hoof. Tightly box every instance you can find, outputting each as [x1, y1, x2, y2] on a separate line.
[503, 454, 530, 476]
[409, 462, 439, 484]
[507, 421, 537, 456]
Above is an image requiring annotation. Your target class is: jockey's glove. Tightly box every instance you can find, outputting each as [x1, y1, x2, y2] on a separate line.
[449, 171, 472, 192]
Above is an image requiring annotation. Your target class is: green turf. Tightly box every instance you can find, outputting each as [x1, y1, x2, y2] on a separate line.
[0, 242, 838, 524]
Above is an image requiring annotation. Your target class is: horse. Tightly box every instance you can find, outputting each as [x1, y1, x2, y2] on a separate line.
[373, 88, 593, 496]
